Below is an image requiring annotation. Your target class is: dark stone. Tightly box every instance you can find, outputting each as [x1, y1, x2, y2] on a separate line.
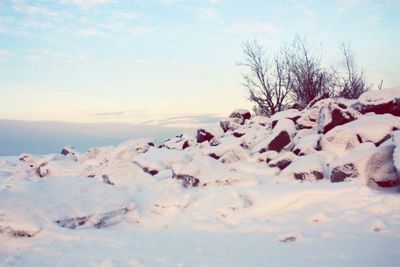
[36, 162, 49, 177]
[352, 98, 400, 116]
[196, 129, 214, 143]
[268, 131, 290, 152]
[229, 110, 251, 124]
[220, 121, 231, 132]
[147, 142, 155, 147]
[372, 179, 400, 188]
[269, 159, 292, 170]
[375, 134, 391, 147]
[233, 132, 245, 138]
[102, 174, 114, 185]
[321, 108, 356, 134]
[61, 148, 73, 156]
[182, 140, 190, 150]
[331, 163, 359, 183]
[172, 171, 200, 187]
[208, 153, 220, 160]
[271, 120, 278, 129]
[294, 171, 324, 181]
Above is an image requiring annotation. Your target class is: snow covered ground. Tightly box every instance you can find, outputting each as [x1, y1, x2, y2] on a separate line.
[1, 88, 400, 266]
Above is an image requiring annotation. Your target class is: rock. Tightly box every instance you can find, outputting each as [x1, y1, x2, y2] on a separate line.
[36, 162, 50, 177]
[331, 163, 359, 183]
[280, 154, 326, 181]
[317, 100, 358, 134]
[270, 109, 301, 127]
[196, 129, 214, 143]
[172, 171, 200, 187]
[320, 126, 361, 156]
[292, 132, 322, 156]
[268, 152, 297, 170]
[233, 132, 245, 138]
[229, 109, 251, 124]
[163, 135, 193, 150]
[264, 119, 296, 152]
[220, 119, 241, 133]
[60, 146, 76, 156]
[352, 88, 400, 116]
[55, 207, 131, 229]
[267, 131, 290, 152]
[365, 144, 400, 188]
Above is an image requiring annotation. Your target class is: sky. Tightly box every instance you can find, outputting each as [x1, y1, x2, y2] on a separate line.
[0, 0, 399, 125]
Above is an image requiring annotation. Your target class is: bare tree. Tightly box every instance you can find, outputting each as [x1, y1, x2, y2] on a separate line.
[284, 36, 335, 108]
[240, 40, 292, 117]
[338, 43, 370, 99]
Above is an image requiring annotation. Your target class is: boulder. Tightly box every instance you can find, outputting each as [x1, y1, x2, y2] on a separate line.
[266, 119, 296, 152]
[280, 154, 326, 181]
[317, 100, 358, 134]
[352, 87, 400, 116]
[229, 109, 251, 124]
[196, 129, 215, 143]
[220, 119, 241, 133]
[365, 144, 400, 187]
[268, 152, 297, 170]
[267, 131, 290, 152]
[292, 132, 322, 156]
[331, 163, 359, 183]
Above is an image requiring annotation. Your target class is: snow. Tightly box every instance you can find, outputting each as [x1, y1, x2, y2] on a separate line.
[1, 90, 400, 266]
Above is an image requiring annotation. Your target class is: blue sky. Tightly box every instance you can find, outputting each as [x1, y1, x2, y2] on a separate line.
[0, 0, 399, 124]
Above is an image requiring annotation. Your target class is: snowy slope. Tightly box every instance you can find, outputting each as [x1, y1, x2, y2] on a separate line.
[1, 89, 400, 266]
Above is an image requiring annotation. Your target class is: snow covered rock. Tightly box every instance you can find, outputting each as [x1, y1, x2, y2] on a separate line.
[292, 132, 322, 156]
[0, 177, 134, 233]
[268, 151, 297, 170]
[264, 119, 296, 152]
[171, 155, 258, 187]
[280, 154, 326, 181]
[317, 100, 358, 134]
[365, 144, 400, 187]
[108, 138, 155, 160]
[133, 147, 192, 175]
[329, 142, 400, 187]
[352, 87, 400, 116]
[163, 134, 193, 150]
[196, 129, 215, 143]
[270, 109, 301, 127]
[229, 109, 251, 124]
[220, 118, 241, 133]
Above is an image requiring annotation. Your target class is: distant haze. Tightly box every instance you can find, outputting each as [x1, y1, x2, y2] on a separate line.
[0, 120, 199, 156]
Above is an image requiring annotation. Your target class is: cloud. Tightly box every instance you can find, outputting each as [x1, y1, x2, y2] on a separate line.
[198, 8, 218, 20]
[75, 28, 107, 37]
[0, 50, 11, 62]
[27, 50, 92, 64]
[12, 0, 59, 16]
[59, 0, 113, 9]
[232, 21, 280, 34]
[89, 109, 148, 118]
[143, 114, 222, 128]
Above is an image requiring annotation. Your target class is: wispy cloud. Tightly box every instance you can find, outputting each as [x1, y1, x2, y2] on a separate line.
[232, 21, 280, 34]
[0, 50, 11, 62]
[198, 8, 218, 20]
[27, 50, 92, 64]
[59, 0, 113, 9]
[12, 0, 59, 16]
